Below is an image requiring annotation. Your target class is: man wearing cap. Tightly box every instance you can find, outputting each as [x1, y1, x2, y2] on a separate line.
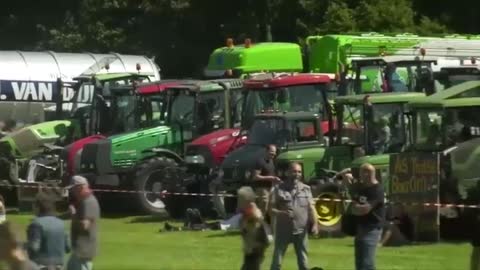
[66, 175, 100, 270]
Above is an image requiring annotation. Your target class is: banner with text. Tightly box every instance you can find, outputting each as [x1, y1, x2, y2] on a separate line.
[389, 152, 440, 242]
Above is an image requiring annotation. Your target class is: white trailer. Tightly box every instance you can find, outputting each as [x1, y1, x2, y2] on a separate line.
[0, 51, 161, 126]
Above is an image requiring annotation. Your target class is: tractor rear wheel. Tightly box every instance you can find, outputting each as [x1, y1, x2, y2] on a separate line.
[313, 182, 345, 237]
[134, 157, 184, 217]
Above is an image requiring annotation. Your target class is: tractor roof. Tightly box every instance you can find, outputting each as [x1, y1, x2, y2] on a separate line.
[439, 65, 480, 74]
[244, 73, 331, 89]
[136, 80, 183, 95]
[335, 92, 426, 105]
[254, 111, 320, 121]
[73, 72, 152, 82]
[352, 56, 438, 65]
[409, 80, 480, 108]
[206, 42, 303, 75]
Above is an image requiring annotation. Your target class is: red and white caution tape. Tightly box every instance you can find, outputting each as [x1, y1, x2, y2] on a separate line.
[1, 182, 480, 209]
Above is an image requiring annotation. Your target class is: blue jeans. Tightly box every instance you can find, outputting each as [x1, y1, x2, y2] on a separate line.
[354, 226, 382, 270]
[270, 231, 308, 270]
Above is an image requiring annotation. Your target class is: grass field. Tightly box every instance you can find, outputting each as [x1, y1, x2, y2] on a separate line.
[5, 213, 472, 270]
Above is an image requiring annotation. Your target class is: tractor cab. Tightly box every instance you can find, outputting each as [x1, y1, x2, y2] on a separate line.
[409, 81, 480, 152]
[242, 73, 332, 134]
[219, 112, 325, 191]
[72, 73, 152, 138]
[335, 92, 426, 157]
[162, 80, 242, 142]
[435, 65, 480, 90]
[348, 56, 438, 95]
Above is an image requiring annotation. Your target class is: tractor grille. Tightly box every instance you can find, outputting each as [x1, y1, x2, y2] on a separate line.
[80, 140, 112, 175]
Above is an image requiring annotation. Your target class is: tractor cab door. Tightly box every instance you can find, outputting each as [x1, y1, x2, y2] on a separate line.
[318, 102, 365, 173]
[167, 88, 197, 146]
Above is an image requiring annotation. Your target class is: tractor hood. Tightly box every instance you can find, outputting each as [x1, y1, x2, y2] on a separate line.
[222, 144, 265, 170]
[109, 126, 173, 166]
[0, 120, 73, 158]
[350, 154, 390, 168]
[220, 144, 266, 184]
[81, 125, 174, 174]
[187, 128, 247, 166]
[447, 138, 480, 198]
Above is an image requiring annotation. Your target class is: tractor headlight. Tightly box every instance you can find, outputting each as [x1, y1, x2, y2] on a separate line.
[217, 169, 224, 179]
[185, 155, 206, 164]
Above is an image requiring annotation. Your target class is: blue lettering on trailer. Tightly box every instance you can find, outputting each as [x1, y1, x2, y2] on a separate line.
[0, 80, 94, 103]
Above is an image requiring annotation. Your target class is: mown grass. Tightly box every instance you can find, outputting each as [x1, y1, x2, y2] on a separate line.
[5, 213, 472, 270]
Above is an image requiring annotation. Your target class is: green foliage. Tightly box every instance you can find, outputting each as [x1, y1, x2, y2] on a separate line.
[0, 0, 465, 76]
[321, 1, 356, 33]
[417, 16, 450, 35]
[355, 0, 415, 33]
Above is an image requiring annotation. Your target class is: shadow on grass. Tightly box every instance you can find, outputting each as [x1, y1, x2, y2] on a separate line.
[129, 214, 172, 224]
[206, 230, 241, 238]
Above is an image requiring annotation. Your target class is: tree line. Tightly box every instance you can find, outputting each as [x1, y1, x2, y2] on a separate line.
[1, 0, 478, 77]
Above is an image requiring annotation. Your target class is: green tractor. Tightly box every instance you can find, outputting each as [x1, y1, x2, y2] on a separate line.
[217, 111, 331, 212]
[391, 80, 480, 240]
[78, 79, 246, 215]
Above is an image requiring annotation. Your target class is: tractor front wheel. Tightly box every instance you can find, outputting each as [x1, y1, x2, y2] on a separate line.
[134, 157, 184, 217]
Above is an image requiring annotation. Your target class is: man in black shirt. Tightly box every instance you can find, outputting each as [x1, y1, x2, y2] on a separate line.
[351, 163, 385, 270]
[252, 144, 281, 217]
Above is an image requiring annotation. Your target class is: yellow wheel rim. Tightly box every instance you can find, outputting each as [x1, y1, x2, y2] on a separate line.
[315, 192, 343, 227]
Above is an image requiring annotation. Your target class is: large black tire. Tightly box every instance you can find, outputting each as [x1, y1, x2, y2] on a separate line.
[312, 182, 346, 238]
[0, 157, 18, 184]
[134, 157, 185, 217]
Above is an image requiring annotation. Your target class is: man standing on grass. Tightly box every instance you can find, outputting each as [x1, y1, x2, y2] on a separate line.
[66, 175, 100, 270]
[269, 162, 319, 270]
[351, 163, 385, 270]
[252, 144, 281, 218]
[26, 192, 70, 270]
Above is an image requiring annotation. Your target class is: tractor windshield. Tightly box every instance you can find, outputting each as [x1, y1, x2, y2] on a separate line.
[337, 103, 364, 145]
[352, 62, 433, 94]
[242, 84, 326, 128]
[436, 74, 480, 90]
[369, 104, 407, 154]
[414, 107, 480, 150]
[198, 90, 226, 131]
[248, 118, 287, 146]
[110, 92, 138, 133]
[137, 93, 165, 129]
[338, 103, 406, 154]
